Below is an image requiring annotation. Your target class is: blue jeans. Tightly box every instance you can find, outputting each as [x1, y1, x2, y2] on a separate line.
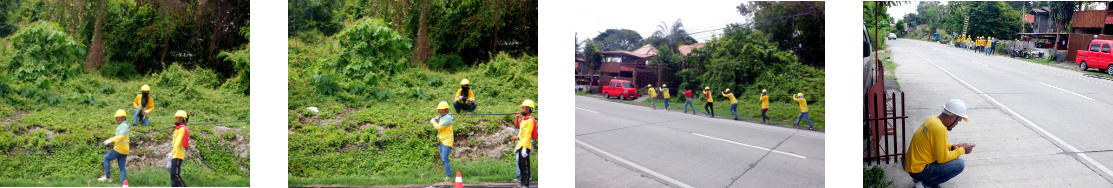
[453, 101, 476, 113]
[909, 158, 965, 188]
[663, 99, 669, 110]
[683, 99, 695, 113]
[650, 98, 656, 108]
[439, 143, 453, 178]
[795, 112, 813, 129]
[132, 109, 149, 126]
[103, 150, 127, 182]
[729, 103, 738, 118]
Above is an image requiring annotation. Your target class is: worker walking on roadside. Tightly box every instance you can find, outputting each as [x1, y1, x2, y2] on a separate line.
[167, 110, 190, 187]
[760, 89, 770, 123]
[454, 79, 477, 113]
[511, 99, 536, 188]
[430, 101, 456, 182]
[646, 84, 658, 110]
[721, 89, 739, 120]
[660, 84, 670, 111]
[793, 93, 813, 130]
[905, 99, 974, 188]
[132, 85, 155, 126]
[683, 89, 695, 114]
[98, 109, 131, 185]
[703, 87, 714, 117]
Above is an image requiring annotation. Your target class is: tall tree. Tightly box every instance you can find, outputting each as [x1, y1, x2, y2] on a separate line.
[591, 29, 644, 51]
[741, 1, 825, 67]
[646, 19, 696, 52]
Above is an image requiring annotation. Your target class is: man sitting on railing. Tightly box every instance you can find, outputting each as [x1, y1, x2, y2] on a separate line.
[904, 99, 975, 188]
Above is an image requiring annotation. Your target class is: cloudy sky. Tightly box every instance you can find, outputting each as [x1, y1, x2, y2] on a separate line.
[571, 0, 748, 43]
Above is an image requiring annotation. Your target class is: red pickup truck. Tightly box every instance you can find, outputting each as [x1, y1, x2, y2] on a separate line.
[602, 79, 638, 100]
[1076, 39, 1113, 75]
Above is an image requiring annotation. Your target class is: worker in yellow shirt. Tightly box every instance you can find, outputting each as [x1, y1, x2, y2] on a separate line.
[660, 84, 671, 111]
[904, 99, 973, 188]
[454, 79, 477, 113]
[167, 110, 190, 187]
[721, 88, 739, 120]
[98, 109, 130, 185]
[646, 84, 658, 110]
[511, 100, 536, 187]
[132, 85, 155, 126]
[760, 89, 770, 123]
[703, 87, 714, 117]
[793, 93, 813, 130]
[430, 101, 456, 181]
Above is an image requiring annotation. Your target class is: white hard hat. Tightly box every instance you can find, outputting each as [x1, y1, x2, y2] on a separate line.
[943, 99, 969, 122]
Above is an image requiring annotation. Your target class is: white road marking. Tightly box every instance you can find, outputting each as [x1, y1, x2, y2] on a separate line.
[575, 107, 599, 113]
[576, 139, 694, 188]
[1037, 81, 1095, 100]
[971, 60, 989, 67]
[908, 50, 1113, 180]
[692, 133, 806, 159]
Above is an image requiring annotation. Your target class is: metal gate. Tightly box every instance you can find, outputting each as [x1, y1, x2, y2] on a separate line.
[864, 91, 908, 166]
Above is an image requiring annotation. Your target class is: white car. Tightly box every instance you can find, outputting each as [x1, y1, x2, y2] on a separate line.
[887, 33, 897, 40]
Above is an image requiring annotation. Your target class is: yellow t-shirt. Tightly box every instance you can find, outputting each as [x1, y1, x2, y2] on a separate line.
[904, 116, 964, 173]
[794, 97, 808, 112]
[132, 94, 155, 115]
[661, 88, 670, 99]
[455, 89, 475, 104]
[704, 91, 713, 103]
[647, 87, 657, 98]
[760, 95, 769, 109]
[722, 92, 737, 104]
[432, 114, 455, 147]
[516, 117, 535, 150]
[170, 127, 188, 159]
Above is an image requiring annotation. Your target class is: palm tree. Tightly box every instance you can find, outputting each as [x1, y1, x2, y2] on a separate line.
[650, 19, 697, 52]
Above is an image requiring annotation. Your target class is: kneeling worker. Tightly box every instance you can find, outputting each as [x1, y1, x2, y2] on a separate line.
[905, 99, 974, 188]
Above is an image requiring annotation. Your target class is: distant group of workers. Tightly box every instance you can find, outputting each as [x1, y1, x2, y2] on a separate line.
[956, 36, 998, 56]
[431, 79, 536, 187]
[99, 85, 192, 187]
[643, 84, 814, 130]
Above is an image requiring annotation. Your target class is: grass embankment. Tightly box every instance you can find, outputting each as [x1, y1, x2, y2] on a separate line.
[288, 30, 538, 186]
[0, 68, 251, 186]
[582, 91, 825, 131]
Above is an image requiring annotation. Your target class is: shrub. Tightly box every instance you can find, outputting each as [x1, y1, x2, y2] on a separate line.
[5, 21, 86, 83]
[427, 54, 464, 72]
[99, 61, 139, 80]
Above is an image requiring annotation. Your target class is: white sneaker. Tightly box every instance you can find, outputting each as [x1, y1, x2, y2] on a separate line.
[914, 181, 926, 188]
[97, 176, 108, 182]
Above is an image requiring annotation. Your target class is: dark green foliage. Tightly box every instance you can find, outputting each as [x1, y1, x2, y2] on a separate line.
[428, 0, 538, 64]
[739, 2, 825, 67]
[427, 54, 464, 72]
[288, 0, 343, 36]
[99, 61, 140, 80]
[864, 166, 893, 188]
[590, 29, 644, 51]
[682, 25, 824, 104]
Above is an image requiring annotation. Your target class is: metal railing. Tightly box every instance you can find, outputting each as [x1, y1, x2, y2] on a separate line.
[864, 91, 908, 166]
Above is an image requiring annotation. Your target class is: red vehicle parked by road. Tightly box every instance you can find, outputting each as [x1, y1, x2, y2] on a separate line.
[602, 79, 638, 100]
[1076, 39, 1113, 75]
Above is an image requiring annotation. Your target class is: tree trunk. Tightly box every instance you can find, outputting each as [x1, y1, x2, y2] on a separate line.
[411, 0, 431, 65]
[84, 0, 107, 70]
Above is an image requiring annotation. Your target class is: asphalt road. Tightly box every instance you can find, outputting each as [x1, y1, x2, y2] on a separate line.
[881, 39, 1113, 187]
[575, 96, 825, 187]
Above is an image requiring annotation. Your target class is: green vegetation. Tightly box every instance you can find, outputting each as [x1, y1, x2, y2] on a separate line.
[864, 166, 893, 188]
[0, 0, 250, 186]
[288, 1, 537, 186]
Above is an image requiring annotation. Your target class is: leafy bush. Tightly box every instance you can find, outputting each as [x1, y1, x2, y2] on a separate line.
[310, 18, 412, 96]
[5, 21, 86, 83]
[864, 166, 893, 188]
[98, 61, 140, 80]
[427, 54, 464, 72]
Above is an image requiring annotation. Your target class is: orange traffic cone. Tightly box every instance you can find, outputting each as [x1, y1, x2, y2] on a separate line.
[122, 180, 128, 187]
[454, 172, 463, 188]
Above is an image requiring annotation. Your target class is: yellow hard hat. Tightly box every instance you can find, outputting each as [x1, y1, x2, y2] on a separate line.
[797, 93, 804, 97]
[662, 84, 667, 87]
[724, 89, 730, 92]
[114, 109, 126, 117]
[704, 86, 710, 90]
[647, 84, 652, 88]
[521, 99, 536, 108]
[175, 110, 188, 118]
[141, 85, 151, 92]
[460, 79, 470, 85]
[437, 101, 450, 110]
[762, 89, 767, 93]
